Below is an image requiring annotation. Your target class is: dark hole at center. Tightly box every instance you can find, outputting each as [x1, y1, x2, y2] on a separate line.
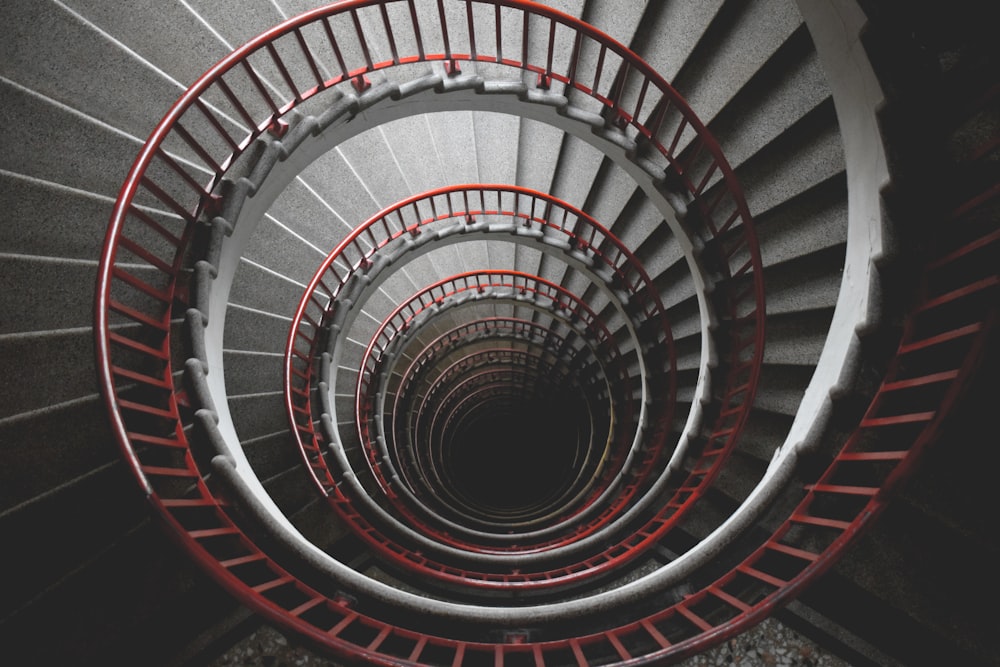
[447, 398, 582, 515]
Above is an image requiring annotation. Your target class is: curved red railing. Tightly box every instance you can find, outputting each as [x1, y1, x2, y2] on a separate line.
[89, 0, 850, 663]
[289, 269, 656, 558]
[359, 272, 641, 525]
[280, 198, 754, 586]
[387, 317, 612, 529]
[395, 346, 596, 520]
[282, 186, 674, 539]
[95, 0, 764, 489]
[414, 353, 590, 520]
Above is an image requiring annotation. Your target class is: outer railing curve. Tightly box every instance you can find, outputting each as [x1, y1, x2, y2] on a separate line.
[91, 0, 783, 662]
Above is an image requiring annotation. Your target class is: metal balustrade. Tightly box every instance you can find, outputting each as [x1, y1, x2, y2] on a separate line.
[282, 186, 675, 549]
[293, 269, 658, 566]
[387, 318, 614, 540]
[397, 347, 596, 523]
[87, 0, 1000, 663]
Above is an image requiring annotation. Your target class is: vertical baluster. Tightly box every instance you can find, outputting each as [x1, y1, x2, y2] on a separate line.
[633, 76, 650, 127]
[350, 9, 375, 72]
[172, 121, 224, 177]
[695, 160, 720, 197]
[437, 0, 457, 74]
[395, 209, 407, 237]
[495, 2, 503, 62]
[214, 77, 259, 133]
[565, 30, 583, 89]
[607, 61, 630, 125]
[465, 0, 477, 59]
[241, 59, 280, 116]
[139, 175, 195, 223]
[378, 3, 400, 65]
[645, 95, 671, 145]
[429, 195, 439, 222]
[520, 9, 529, 66]
[321, 17, 351, 83]
[592, 44, 607, 97]
[541, 17, 556, 89]
[265, 41, 302, 102]
[407, 0, 425, 59]
[409, 201, 422, 236]
[193, 99, 240, 152]
[667, 117, 689, 160]
[293, 27, 326, 89]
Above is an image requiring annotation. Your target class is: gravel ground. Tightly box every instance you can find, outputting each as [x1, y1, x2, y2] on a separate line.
[210, 617, 853, 667]
[676, 618, 852, 667]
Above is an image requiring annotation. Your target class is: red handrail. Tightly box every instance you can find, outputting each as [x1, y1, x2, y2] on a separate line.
[279, 186, 684, 555]
[391, 322, 607, 521]
[290, 267, 646, 547]
[87, 1, 811, 662]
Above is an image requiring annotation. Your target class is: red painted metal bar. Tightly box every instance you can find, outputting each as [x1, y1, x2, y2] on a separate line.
[281, 186, 674, 539]
[286, 227, 760, 588]
[421, 364, 585, 520]
[389, 318, 605, 495]
[89, 1, 784, 662]
[295, 269, 648, 546]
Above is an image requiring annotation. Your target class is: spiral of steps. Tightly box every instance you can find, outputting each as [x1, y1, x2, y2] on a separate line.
[1, 1, 997, 665]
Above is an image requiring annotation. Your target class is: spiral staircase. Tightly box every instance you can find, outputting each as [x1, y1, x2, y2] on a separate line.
[1, 1, 996, 665]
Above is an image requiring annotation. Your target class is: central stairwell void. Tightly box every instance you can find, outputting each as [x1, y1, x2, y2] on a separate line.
[84, 1, 997, 665]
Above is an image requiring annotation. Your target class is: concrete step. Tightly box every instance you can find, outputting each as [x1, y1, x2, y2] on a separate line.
[0, 396, 114, 514]
[691, 25, 831, 190]
[227, 392, 287, 442]
[337, 126, 419, 213]
[257, 464, 319, 518]
[381, 112, 477, 193]
[0, 329, 98, 420]
[718, 99, 845, 219]
[1, 255, 106, 334]
[240, 430, 300, 482]
[223, 350, 283, 397]
[0, 513, 236, 665]
[734, 409, 794, 463]
[224, 304, 292, 355]
[57, 0, 237, 88]
[239, 216, 329, 287]
[0, 1, 189, 146]
[260, 176, 364, 254]
[549, 134, 610, 210]
[580, 0, 645, 51]
[755, 174, 848, 267]
[761, 310, 831, 367]
[762, 246, 843, 315]
[750, 364, 817, 417]
[0, 77, 144, 197]
[227, 257, 307, 320]
[669, 0, 804, 127]
[515, 117, 568, 197]
[605, 193, 673, 269]
[580, 161, 638, 234]
[0, 172, 117, 260]
[0, 461, 146, 621]
[474, 111, 520, 184]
